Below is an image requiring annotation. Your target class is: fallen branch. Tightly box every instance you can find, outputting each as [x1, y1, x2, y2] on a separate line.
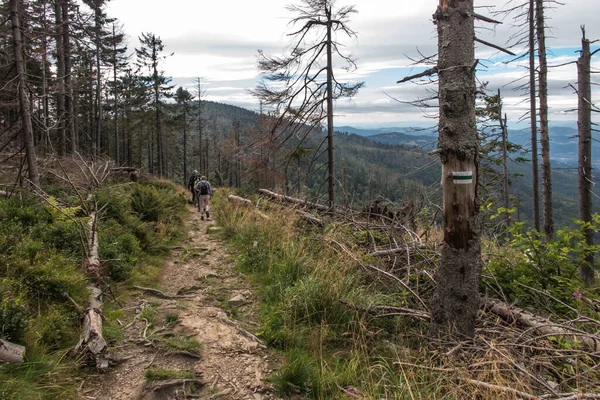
[296, 210, 323, 226]
[340, 299, 430, 321]
[132, 285, 189, 300]
[462, 378, 539, 400]
[0, 338, 25, 363]
[483, 298, 600, 352]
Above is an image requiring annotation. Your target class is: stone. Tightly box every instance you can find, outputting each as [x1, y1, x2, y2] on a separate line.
[229, 294, 247, 306]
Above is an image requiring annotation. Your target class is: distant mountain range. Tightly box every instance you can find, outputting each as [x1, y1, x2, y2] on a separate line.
[337, 124, 599, 168]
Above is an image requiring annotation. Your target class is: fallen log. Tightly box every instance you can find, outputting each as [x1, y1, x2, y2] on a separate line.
[482, 298, 600, 352]
[228, 194, 253, 207]
[227, 194, 269, 219]
[75, 210, 109, 370]
[0, 338, 25, 363]
[110, 167, 138, 173]
[258, 188, 331, 212]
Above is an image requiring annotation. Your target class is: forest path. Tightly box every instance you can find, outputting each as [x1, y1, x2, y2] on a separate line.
[82, 204, 277, 400]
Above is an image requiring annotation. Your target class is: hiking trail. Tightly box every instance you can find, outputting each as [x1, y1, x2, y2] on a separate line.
[81, 204, 278, 399]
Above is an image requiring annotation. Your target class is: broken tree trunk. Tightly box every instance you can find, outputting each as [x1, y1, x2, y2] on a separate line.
[483, 298, 600, 352]
[577, 27, 595, 286]
[76, 210, 109, 370]
[258, 189, 330, 212]
[0, 339, 25, 363]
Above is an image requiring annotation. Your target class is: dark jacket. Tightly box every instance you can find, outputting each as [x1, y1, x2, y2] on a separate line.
[194, 179, 212, 196]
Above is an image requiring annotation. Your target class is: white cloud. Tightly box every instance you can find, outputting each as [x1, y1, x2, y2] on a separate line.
[107, 0, 600, 126]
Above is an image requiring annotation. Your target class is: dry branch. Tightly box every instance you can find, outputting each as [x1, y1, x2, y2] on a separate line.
[296, 210, 324, 226]
[0, 339, 25, 363]
[132, 285, 187, 300]
[462, 378, 539, 400]
[483, 298, 600, 352]
[397, 66, 438, 83]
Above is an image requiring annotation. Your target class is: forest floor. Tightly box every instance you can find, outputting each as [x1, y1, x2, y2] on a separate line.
[80, 204, 279, 400]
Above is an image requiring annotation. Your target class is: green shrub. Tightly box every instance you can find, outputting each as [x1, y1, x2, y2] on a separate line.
[32, 220, 83, 256]
[27, 306, 79, 350]
[0, 296, 27, 343]
[100, 220, 142, 282]
[485, 216, 600, 316]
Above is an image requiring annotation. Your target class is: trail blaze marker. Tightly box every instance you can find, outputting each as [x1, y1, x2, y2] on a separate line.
[452, 171, 473, 184]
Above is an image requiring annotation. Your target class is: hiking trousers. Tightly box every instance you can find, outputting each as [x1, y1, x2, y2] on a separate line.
[198, 195, 210, 214]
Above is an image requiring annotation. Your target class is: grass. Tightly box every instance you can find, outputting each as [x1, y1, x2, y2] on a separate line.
[161, 336, 202, 354]
[0, 176, 189, 398]
[214, 189, 600, 399]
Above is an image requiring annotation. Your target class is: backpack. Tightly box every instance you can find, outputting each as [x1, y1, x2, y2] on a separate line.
[197, 181, 209, 195]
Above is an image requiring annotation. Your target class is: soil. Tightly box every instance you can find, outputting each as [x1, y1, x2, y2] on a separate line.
[80, 205, 280, 400]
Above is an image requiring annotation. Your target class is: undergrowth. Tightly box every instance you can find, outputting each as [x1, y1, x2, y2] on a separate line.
[0, 177, 186, 398]
[215, 190, 600, 399]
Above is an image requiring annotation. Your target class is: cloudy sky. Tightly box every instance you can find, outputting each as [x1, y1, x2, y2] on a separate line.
[106, 0, 599, 128]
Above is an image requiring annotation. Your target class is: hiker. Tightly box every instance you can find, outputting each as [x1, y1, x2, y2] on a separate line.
[194, 175, 212, 220]
[187, 170, 199, 203]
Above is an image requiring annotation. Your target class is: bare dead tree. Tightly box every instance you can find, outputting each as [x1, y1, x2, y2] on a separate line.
[577, 26, 595, 286]
[536, 0, 553, 239]
[252, 0, 364, 209]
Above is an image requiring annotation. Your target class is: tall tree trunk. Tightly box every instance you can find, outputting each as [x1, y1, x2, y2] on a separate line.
[528, 0, 540, 232]
[326, 6, 335, 209]
[197, 78, 203, 173]
[62, 0, 75, 153]
[183, 101, 188, 186]
[536, 0, 553, 239]
[40, 1, 50, 154]
[95, 33, 102, 157]
[10, 0, 40, 187]
[498, 90, 510, 227]
[430, 0, 481, 338]
[577, 27, 594, 286]
[55, 0, 66, 156]
[112, 24, 120, 164]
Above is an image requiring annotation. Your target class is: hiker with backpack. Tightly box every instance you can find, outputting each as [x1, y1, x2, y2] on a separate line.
[194, 176, 212, 220]
[188, 170, 199, 203]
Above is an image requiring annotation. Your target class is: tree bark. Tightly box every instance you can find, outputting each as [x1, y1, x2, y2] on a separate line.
[55, 0, 66, 156]
[112, 24, 120, 164]
[536, 0, 553, 239]
[430, 0, 481, 338]
[0, 338, 25, 363]
[326, 6, 335, 209]
[498, 90, 510, 226]
[577, 27, 594, 286]
[62, 0, 75, 153]
[10, 0, 40, 187]
[75, 210, 109, 370]
[528, 0, 540, 232]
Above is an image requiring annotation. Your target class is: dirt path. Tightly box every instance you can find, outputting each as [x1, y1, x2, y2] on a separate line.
[81, 205, 278, 400]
